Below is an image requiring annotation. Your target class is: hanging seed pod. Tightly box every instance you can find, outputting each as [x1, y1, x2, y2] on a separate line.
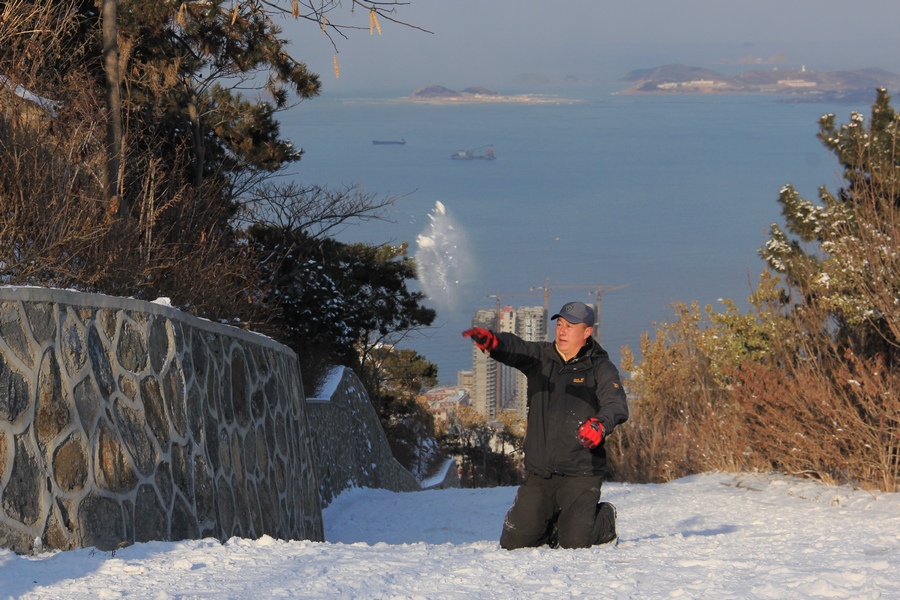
[370, 9, 382, 35]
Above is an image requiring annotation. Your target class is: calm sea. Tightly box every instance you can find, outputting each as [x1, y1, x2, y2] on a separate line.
[278, 81, 868, 382]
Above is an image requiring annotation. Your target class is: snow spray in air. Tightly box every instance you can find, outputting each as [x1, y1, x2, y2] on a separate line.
[414, 201, 471, 312]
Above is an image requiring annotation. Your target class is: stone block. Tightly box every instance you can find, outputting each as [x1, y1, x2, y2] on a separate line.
[78, 493, 125, 551]
[139, 376, 170, 447]
[0, 354, 30, 424]
[134, 485, 167, 543]
[111, 398, 159, 477]
[97, 421, 138, 494]
[72, 377, 102, 436]
[36, 349, 69, 451]
[0, 303, 33, 370]
[60, 311, 87, 377]
[23, 302, 55, 345]
[148, 317, 169, 375]
[154, 461, 173, 508]
[88, 326, 116, 398]
[170, 493, 199, 541]
[3, 434, 42, 526]
[117, 318, 148, 373]
[53, 433, 88, 492]
[162, 362, 186, 438]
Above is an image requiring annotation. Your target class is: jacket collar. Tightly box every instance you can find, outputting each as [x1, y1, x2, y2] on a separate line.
[554, 336, 609, 364]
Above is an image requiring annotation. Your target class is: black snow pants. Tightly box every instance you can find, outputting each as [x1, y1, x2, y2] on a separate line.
[499, 472, 608, 550]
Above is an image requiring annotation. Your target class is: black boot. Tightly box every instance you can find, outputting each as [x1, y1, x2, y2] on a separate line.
[593, 502, 617, 545]
[546, 510, 561, 549]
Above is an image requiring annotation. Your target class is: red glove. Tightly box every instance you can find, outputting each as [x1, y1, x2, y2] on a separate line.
[577, 418, 604, 449]
[462, 327, 498, 353]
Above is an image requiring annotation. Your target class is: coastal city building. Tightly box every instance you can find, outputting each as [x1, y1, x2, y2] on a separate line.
[470, 309, 498, 419]
[421, 386, 470, 422]
[510, 306, 546, 418]
[456, 370, 473, 390]
[776, 79, 817, 88]
[469, 305, 546, 419]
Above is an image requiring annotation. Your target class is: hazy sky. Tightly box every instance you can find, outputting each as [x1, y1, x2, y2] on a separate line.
[283, 0, 900, 95]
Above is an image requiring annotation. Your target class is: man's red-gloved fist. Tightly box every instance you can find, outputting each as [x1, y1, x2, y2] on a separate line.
[577, 417, 604, 449]
[462, 327, 498, 353]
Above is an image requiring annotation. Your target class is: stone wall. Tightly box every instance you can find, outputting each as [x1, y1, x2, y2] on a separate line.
[307, 367, 420, 507]
[0, 288, 322, 554]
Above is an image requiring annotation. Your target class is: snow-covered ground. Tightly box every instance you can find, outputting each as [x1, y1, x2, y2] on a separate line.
[2, 472, 898, 598]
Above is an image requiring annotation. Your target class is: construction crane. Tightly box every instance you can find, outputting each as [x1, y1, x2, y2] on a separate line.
[484, 291, 543, 312]
[529, 278, 628, 343]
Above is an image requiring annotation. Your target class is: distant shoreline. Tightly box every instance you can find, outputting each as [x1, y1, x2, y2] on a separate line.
[384, 84, 586, 105]
[340, 93, 585, 106]
[369, 68, 900, 105]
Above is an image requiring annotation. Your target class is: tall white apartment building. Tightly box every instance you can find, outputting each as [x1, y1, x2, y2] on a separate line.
[470, 305, 547, 420]
[512, 306, 547, 418]
[470, 309, 498, 419]
[497, 306, 519, 416]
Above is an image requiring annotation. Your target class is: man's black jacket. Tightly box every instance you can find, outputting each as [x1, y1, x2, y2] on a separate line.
[490, 332, 629, 478]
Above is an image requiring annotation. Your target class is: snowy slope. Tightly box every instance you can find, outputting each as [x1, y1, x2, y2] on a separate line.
[1, 472, 898, 598]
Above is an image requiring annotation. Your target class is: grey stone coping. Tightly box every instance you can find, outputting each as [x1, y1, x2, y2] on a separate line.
[0, 286, 292, 355]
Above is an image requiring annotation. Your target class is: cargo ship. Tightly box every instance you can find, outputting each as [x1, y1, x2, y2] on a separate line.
[451, 144, 495, 160]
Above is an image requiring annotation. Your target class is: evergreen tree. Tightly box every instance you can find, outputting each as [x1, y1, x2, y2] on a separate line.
[375, 348, 439, 401]
[760, 88, 900, 357]
[247, 224, 436, 394]
[375, 348, 442, 480]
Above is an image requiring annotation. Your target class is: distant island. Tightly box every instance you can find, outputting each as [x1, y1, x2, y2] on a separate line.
[618, 64, 900, 102]
[404, 85, 582, 104]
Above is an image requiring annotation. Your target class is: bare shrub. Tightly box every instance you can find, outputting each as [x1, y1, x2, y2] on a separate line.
[611, 302, 757, 483]
[733, 329, 900, 492]
[1, 77, 109, 286]
[1, 80, 268, 329]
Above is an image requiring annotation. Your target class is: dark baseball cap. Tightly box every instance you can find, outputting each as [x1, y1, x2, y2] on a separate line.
[551, 301, 595, 326]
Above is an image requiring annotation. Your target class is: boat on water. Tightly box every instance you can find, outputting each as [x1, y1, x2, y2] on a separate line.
[372, 139, 406, 145]
[451, 144, 495, 160]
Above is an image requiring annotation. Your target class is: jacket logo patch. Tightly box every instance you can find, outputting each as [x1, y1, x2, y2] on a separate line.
[573, 377, 585, 384]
